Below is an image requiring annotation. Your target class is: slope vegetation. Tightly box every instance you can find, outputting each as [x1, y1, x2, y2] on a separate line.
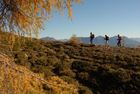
[1, 38, 140, 94]
[0, 53, 78, 94]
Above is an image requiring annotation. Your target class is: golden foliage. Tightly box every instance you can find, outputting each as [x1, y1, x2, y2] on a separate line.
[69, 34, 81, 44]
[0, 54, 78, 94]
[0, 54, 45, 94]
[47, 76, 78, 94]
[0, 0, 81, 37]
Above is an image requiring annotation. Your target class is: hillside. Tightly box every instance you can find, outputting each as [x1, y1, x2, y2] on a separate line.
[0, 38, 140, 94]
[0, 52, 78, 94]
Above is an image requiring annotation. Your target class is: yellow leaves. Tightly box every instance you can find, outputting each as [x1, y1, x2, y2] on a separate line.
[0, 54, 46, 94]
[0, 0, 81, 39]
[66, 0, 73, 18]
[56, 0, 63, 11]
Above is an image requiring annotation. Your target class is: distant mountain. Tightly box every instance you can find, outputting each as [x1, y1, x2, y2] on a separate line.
[131, 38, 140, 42]
[79, 36, 140, 47]
[41, 36, 140, 47]
[41, 37, 68, 42]
[41, 37, 56, 41]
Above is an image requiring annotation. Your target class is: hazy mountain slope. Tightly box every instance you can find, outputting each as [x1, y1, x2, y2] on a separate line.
[131, 38, 140, 42]
[41, 36, 140, 47]
[41, 37, 56, 41]
[79, 36, 140, 47]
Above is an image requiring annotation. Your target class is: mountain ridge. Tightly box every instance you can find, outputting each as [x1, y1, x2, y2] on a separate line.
[78, 36, 140, 47]
[41, 36, 140, 47]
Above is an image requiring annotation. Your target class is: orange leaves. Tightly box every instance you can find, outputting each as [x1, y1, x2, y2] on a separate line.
[0, 0, 81, 38]
[34, 0, 37, 3]
[66, 0, 72, 18]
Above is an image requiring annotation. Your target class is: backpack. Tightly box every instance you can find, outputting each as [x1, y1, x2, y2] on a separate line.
[106, 36, 109, 40]
[90, 34, 94, 39]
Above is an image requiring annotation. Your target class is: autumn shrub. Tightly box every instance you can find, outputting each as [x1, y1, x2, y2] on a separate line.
[44, 42, 54, 48]
[30, 65, 43, 73]
[15, 51, 29, 66]
[57, 46, 65, 55]
[60, 69, 76, 77]
[111, 68, 131, 82]
[72, 60, 93, 72]
[37, 56, 47, 65]
[54, 60, 76, 77]
[44, 69, 55, 77]
[68, 35, 81, 45]
[12, 40, 22, 51]
[124, 55, 133, 63]
[78, 85, 93, 94]
[47, 56, 60, 66]
[132, 72, 140, 85]
[42, 84, 55, 94]
[61, 76, 78, 85]
[78, 72, 89, 81]
[115, 55, 124, 61]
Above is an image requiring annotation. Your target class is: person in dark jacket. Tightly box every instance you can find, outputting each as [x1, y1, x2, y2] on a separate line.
[117, 34, 122, 47]
[104, 35, 109, 45]
[90, 32, 95, 44]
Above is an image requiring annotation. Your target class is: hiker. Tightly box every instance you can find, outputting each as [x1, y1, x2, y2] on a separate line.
[117, 34, 122, 47]
[90, 32, 95, 44]
[104, 35, 109, 45]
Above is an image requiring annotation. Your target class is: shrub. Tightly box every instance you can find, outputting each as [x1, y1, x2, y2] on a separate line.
[15, 52, 29, 67]
[42, 84, 55, 94]
[113, 68, 131, 82]
[37, 56, 47, 65]
[79, 85, 93, 94]
[60, 69, 76, 77]
[61, 76, 78, 85]
[68, 34, 81, 45]
[72, 60, 93, 72]
[47, 56, 60, 66]
[78, 72, 89, 81]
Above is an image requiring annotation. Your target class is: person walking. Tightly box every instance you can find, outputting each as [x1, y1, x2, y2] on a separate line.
[117, 34, 122, 47]
[104, 35, 109, 45]
[90, 32, 95, 44]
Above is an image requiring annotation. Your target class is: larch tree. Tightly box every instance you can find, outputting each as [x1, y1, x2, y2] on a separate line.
[0, 0, 81, 38]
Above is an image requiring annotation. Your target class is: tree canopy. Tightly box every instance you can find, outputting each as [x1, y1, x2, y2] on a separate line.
[0, 0, 80, 37]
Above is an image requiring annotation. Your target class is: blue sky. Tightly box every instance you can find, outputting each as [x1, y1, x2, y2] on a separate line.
[40, 0, 140, 39]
